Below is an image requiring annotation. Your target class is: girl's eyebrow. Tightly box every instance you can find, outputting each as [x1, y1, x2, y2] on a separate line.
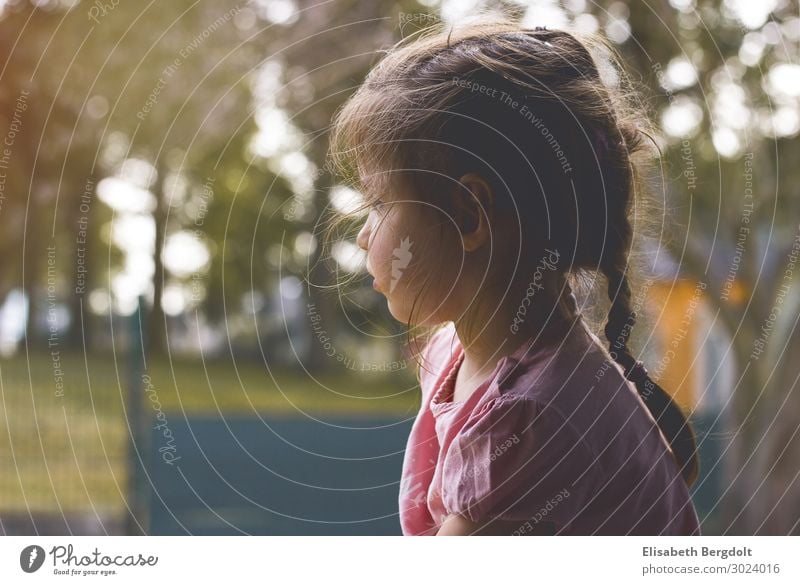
[360, 186, 382, 207]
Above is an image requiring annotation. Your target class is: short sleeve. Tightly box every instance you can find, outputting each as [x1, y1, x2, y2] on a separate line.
[441, 396, 598, 525]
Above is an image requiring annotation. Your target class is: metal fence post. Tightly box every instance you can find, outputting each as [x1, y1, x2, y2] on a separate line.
[125, 295, 151, 535]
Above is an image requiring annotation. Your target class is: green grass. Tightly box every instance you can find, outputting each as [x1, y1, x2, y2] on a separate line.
[0, 351, 419, 513]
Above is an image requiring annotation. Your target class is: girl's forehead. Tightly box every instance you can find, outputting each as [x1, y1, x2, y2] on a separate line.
[360, 168, 399, 200]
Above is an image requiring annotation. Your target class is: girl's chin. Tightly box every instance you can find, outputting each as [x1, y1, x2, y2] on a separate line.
[385, 297, 414, 325]
[385, 297, 405, 322]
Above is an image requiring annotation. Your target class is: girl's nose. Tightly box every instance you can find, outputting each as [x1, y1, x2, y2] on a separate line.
[356, 216, 371, 251]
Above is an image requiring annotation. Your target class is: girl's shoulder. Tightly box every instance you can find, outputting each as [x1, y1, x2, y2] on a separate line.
[496, 319, 615, 400]
[441, 385, 600, 524]
[494, 318, 648, 440]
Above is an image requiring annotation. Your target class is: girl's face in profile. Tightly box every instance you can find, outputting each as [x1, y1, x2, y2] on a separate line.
[355, 179, 464, 327]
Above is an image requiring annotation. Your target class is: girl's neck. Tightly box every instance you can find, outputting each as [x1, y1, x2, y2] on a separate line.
[452, 276, 577, 387]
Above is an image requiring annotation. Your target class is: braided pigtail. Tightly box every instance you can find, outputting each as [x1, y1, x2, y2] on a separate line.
[591, 110, 699, 488]
[602, 263, 700, 487]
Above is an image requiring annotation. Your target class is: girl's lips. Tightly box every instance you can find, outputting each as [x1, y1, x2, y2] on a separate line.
[372, 278, 380, 291]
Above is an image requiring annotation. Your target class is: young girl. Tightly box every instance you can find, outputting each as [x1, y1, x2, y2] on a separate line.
[329, 16, 700, 535]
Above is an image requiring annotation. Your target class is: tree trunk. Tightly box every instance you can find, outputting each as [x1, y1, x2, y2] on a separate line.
[149, 159, 167, 355]
[23, 199, 43, 349]
[66, 175, 95, 349]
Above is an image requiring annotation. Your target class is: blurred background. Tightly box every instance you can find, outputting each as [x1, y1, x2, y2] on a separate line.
[0, 0, 798, 535]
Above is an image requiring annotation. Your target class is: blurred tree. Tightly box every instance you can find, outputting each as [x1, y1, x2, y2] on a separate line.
[81, 0, 293, 353]
[267, 0, 428, 370]
[617, 0, 800, 534]
[2, 0, 797, 533]
[0, 0, 299, 354]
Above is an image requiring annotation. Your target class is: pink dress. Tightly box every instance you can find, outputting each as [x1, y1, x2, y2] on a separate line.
[398, 319, 701, 535]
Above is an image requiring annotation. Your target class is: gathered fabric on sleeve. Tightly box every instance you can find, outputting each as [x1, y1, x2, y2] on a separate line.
[440, 395, 600, 528]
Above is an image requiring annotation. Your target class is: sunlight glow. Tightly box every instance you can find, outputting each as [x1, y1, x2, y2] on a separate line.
[714, 81, 750, 130]
[663, 57, 699, 91]
[331, 240, 365, 273]
[520, 0, 568, 29]
[739, 33, 765, 67]
[668, 0, 695, 12]
[280, 275, 303, 300]
[97, 177, 157, 214]
[662, 97, 704, 138]
[440, 0, 481, 24]
[724, 0, 777, 30]
[329, 185, 364, 215]
[162, 284, 188, 316]
[251, 0, 298, 25]
[769, 107, 800, 138]
[163, 231, 211, 278]
[251, 108, 300, 158]
[712, 126, 741, 158]
[767, 64, 800, 98]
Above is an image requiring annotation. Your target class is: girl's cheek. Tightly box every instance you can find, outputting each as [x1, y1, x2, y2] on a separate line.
[369, 213, 396, 255]
[409, 237, 457, 294]
[391, 206, 451, 283]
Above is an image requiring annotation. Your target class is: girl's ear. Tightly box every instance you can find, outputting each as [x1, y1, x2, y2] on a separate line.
[453, 173, 494, 252]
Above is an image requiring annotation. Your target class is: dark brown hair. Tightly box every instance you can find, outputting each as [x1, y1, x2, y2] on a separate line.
[327, 15, 699, 486]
